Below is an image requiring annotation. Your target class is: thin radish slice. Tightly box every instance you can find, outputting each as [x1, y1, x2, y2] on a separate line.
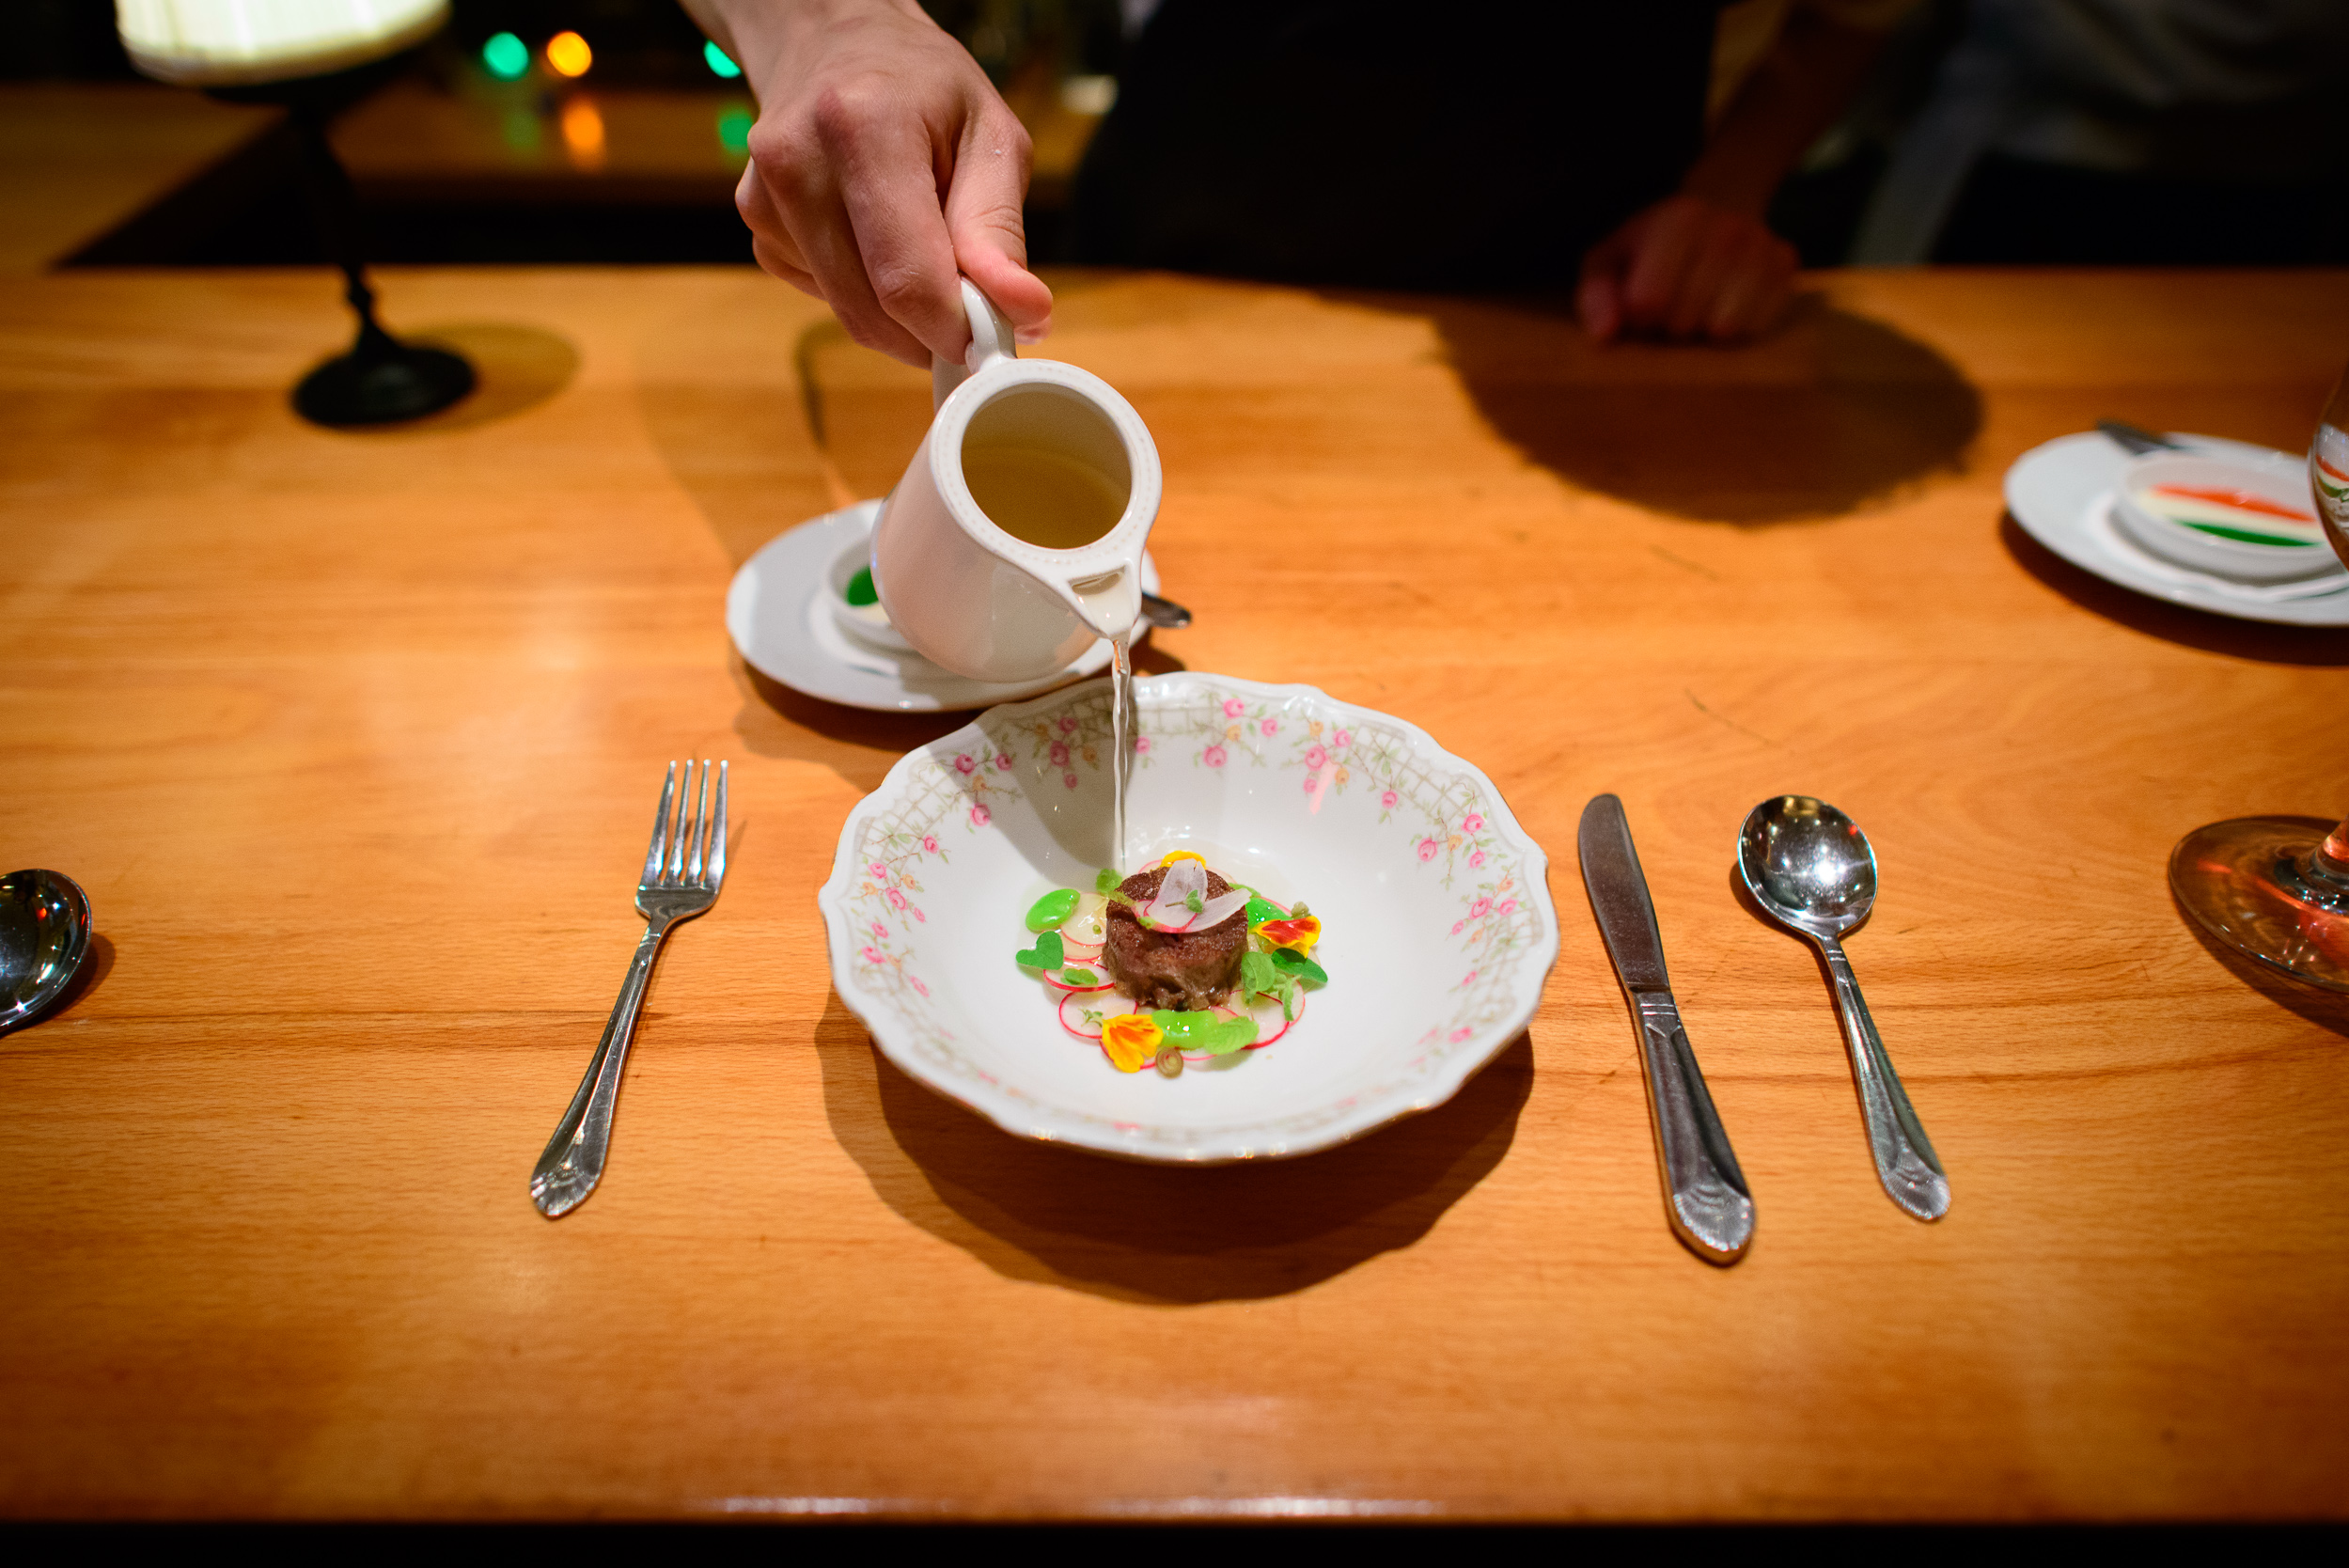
[1044, 967, 1116, 994]
[1144, 857, 1207, 928]
[1058, 939, 1105, 963]
[1191, 890, 1251, 929]
[1058, 992, 1109, 1040]
[1060, 898, 1109, 946]
[1241, 989, 1299, 1047]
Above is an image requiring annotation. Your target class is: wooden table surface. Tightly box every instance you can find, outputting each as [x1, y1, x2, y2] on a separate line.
[5, 264, 2347, 1521]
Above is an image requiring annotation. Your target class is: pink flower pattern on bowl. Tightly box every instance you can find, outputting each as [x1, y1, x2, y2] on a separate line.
[821, 673, 1554, 1162]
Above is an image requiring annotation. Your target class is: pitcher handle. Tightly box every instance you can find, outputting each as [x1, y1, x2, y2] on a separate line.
[932, 278, 1020, 410]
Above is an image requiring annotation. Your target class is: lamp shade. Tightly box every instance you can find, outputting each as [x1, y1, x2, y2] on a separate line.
[117, 0, 449, 86]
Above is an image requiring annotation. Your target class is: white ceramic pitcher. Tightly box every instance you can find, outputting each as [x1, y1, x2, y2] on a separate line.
[869, 279, 1160, 682]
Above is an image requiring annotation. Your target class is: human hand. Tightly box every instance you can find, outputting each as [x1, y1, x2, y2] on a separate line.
[1575, 195, 1798, 345]
[713, 0, 1053, 367]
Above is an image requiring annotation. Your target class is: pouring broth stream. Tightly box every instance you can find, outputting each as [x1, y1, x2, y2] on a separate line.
[961, 406, 1138, 869]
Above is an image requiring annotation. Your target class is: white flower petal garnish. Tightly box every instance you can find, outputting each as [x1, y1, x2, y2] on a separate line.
[1144, 857, 1208, 930]
[1191, 890, 1250, 928]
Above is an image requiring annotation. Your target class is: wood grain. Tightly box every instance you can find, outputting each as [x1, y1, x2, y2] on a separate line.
[3, 264, 2347, 1521]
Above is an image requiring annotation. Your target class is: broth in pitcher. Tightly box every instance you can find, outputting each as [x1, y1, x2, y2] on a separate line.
[962, 446, 1127, 549]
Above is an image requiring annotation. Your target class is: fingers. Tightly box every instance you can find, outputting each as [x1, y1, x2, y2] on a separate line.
[1575, 223, 1636, 343]
[946, 106, 1053, 344]
[738, 83, 954, 368]
[1704, 230, 1797, 341]
[1616, 199, 1709, 339]
[1585, 196, 1799, 345]
[1670, 215, 1746, 340]
[739, 165, 822, 292]
[750, 234, 823, 300]
[822, 85, 979, 364]
[740, 134, 927, 365]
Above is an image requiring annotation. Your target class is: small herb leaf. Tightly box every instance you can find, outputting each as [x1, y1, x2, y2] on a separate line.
[1013, 931, 1065, 971]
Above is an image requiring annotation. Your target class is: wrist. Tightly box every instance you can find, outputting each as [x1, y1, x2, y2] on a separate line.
[1677, 154, 1780, 219]
[693, 0, 938, 81]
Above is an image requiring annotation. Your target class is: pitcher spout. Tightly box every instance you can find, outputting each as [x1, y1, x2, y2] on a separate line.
[1061, 566, 1142, 639]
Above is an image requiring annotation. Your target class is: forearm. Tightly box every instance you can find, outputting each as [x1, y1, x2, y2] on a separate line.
[1682, 11, 1887, 216]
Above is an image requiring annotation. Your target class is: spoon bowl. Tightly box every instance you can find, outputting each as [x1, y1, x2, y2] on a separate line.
[0, 869, 92, 1035]
[1738, 796, 1877, 936]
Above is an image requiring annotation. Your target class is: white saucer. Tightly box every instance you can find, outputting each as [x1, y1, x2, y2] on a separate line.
[2005, 432, 2349, 627]
[726, 502, 1160, 712]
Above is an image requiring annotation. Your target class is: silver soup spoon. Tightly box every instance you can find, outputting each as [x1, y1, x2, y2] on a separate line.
[1, 869, 92, 1036]
[1737, 798, 1949, 1221]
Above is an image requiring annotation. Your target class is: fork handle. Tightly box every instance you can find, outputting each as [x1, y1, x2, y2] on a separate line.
[1817, 934, 1950, 1221]
[530, 920, 669, 1217]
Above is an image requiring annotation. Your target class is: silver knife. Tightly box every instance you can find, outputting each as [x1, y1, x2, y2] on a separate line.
[1578, 793, 1755, 1265]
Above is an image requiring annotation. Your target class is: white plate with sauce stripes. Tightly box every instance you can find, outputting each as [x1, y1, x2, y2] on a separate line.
[2005, 432, 2349, 627]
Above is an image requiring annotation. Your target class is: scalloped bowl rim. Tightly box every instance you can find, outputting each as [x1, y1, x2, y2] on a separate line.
[817, 673, 1558, 1164]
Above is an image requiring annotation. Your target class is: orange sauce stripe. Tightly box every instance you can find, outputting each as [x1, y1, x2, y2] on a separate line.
[2149, 483, 2314, 524]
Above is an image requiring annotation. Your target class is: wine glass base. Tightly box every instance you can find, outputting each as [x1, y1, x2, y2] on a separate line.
[293, 342, 475, 428]
[2169, 816, 2349, 992]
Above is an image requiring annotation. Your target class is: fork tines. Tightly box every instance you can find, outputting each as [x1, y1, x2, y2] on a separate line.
[642, 759, 728, 890]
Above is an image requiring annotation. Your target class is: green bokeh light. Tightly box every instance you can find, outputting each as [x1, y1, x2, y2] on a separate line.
[482, 32, 529, 80]
[500, 106, 540, 152]
[717, 106, 753, 156]
[704, 41, 742, 79]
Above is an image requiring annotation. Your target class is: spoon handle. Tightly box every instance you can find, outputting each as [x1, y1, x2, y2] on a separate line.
[1817, 935, 1950, 1221]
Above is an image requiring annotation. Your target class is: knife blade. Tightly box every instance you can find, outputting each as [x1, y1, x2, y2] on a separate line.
[1578, 793, 1754, 1265]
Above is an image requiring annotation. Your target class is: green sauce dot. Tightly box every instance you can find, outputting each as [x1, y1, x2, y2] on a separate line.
[844, 567, 879, 606]
[1025, 888, 1080, 933]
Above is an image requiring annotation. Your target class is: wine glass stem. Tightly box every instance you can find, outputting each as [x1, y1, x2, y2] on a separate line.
[2312, 816, 2349, 893]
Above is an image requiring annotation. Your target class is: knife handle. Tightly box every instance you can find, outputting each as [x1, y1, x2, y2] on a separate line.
[1633, 991, 1755, 1264]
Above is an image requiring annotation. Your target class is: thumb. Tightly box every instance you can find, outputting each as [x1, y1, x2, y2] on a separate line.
[945, 117, 1053, 344]
[1577, 227, 1635, 343]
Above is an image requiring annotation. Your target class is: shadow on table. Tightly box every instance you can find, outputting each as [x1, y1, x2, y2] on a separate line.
[1401, 291, 1982, 524]
[313, 321, 579, 435]
[1999, 514, 2349, 666]
[817, 991, 1532, 1304]
[2173, 886, 2349, 1041]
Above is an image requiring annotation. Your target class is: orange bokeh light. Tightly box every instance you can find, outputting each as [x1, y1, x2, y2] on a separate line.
[560, 98, 606, 169]
[545, 31, 592, 78]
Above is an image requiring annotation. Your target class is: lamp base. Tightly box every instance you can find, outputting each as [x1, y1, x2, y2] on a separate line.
[292, 339, 475, 427]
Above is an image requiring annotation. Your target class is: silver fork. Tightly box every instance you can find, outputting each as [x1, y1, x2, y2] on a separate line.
[531, 759, 728, 1218]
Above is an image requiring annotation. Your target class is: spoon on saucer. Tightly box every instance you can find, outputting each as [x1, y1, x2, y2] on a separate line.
[1139, 591, 1192, 631]
[1, 869, 93, 1036]
[2096, 418, 2183, 456]
[1736, 799, 1949, 1221]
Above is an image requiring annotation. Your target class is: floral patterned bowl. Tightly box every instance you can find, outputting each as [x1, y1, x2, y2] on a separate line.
[818, 673, 1558, 1163]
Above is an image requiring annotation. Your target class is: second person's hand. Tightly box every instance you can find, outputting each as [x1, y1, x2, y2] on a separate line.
[1575, 194, 1799, 346]
[688, 0, 1054, 368]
